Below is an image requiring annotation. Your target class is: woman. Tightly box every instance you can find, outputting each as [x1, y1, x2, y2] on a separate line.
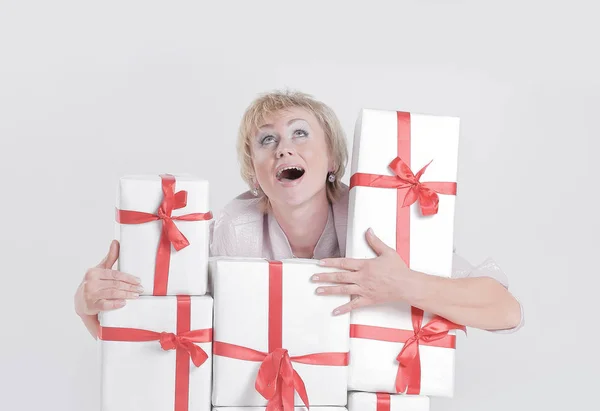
[74, 90, 523, 339]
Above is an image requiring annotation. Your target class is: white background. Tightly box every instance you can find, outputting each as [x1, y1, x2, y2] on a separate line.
[1, 1, 597, 410]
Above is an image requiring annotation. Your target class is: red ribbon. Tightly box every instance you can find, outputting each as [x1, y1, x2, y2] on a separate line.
[350, 308, 465, 394]
[348, 112, 465, 394]
[98, 296, 213, 411]
[213, 260, 350, 411]
[349, 157, 457, 217]
[376, 393, 391, 411]
[349, 112, 457, 266]
[115, 174, 213, 295]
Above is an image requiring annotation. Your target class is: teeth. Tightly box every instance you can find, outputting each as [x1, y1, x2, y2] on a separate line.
[276, 166, 304, 179]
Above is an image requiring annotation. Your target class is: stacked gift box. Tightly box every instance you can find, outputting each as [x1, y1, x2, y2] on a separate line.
[345, 109, 462, 410]
[210, 257, 351, 411]
[98, 174, 214, 411]
[96, 107, 463, 411]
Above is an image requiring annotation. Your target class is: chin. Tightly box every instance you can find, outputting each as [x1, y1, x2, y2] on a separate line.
[271, 182, 327, 208]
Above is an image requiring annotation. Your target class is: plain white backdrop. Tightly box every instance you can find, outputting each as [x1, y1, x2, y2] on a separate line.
[1, 1, 597, 410]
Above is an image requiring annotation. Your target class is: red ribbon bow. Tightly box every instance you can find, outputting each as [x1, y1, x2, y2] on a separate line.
[256, 348, 309, 411]
[390, 157, 456, 216]
[213, 342, 347, 411]
[349, 156, 456, 217]
[159, 331, 210, 367]
[100, 327, 211, 368]
[116, 174, 213, 295]
[395, 307, 466, 394]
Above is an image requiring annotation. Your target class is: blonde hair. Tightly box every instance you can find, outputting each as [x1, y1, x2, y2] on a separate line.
[236, 89, 348, 209]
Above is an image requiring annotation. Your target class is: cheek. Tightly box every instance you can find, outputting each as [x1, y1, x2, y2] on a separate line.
[301, 142, 329, 173]
[251, 151, 273, 181]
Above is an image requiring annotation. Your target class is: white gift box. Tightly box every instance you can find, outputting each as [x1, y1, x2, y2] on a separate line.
[116, 174, 212, 296]
[99, 296, 213, 411]
[348, 305, 462, 397]
[348, 392, 429, 411]
[210, 257, 350, 408]
[347, 109, 460, 271]
[213, 408, 347, 411]
[346, 109, 462, 397]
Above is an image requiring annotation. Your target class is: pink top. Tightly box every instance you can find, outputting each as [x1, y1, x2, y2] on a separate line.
[209, 184, 523, 333]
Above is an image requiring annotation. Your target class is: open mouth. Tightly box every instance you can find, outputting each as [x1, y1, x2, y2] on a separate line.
[276, 166, 306, 182]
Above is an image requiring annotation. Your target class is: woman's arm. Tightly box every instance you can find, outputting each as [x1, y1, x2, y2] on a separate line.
[399, 270, 522, 331]
[314, 228, 524, 332]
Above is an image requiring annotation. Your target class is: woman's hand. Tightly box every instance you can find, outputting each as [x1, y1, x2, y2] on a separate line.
[313, 229, 522, 331]
[74, 240, 143, 337]
[312, 228, 415, 315]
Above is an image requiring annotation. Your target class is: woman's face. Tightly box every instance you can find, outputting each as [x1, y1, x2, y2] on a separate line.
[251, 107, 333, 208]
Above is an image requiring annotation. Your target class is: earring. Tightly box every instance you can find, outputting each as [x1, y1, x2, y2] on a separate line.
[251, 187, 259, 196]
[328, 172, 336, 183]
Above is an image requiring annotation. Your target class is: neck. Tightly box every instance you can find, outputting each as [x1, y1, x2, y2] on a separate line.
[270, 189, 330, 258]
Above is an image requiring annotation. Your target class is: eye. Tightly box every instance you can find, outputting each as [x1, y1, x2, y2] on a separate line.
[260, 135, 276, 145]
[293, 129, 308, 138]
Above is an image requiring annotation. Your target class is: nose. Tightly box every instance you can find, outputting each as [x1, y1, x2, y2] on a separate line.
[276, 149, 294, 158]
[275, 143, 295, 158]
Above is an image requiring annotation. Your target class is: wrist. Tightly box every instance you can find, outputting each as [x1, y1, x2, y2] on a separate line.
[396, 268, 428, 304]
[398, 268, 449, 308]
[79, 312, 100, 339]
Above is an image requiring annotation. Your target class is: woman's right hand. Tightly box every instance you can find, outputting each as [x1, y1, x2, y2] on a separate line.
[74, 240, 143, 338]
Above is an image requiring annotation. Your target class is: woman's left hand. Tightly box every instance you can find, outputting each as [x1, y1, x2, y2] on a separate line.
[312, 228, 415, 315]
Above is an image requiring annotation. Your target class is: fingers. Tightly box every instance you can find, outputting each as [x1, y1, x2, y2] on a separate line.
[94, 299, 127, 312]
[86, 276, 143, 296]
[83, 282, 140, 314]
[318, 257, 365, 271]
[81, 265, 143, 315]
[365, 228, 393, 256]
[96, 240, 120, 269]
[94, 288, 140, 301]
[93, 268, 141, 285]
[316, 284, 361, 296]
[311, 271, 359, 284]
[333, 296, 369, 316]
[100, 279, 144, 293]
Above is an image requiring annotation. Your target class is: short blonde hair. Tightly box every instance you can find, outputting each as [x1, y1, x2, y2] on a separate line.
[236, 89, 348, 208]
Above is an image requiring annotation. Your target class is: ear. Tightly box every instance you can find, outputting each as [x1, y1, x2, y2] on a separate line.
[328, 159, 336, 173]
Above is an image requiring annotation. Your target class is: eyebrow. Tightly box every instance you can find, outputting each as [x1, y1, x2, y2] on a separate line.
[258, 118, 307, 129]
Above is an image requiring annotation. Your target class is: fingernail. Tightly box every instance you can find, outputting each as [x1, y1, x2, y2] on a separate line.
[333, 309, 340, 315]
[316, 288, 324, 294]
[133, 293, 140, 299]
[134, 276, 142, 284]
[135, 286, 144, 293]
[367, 227, 374, 235]
[116, 300, 126, 307]
[312, 275, 319, 281]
